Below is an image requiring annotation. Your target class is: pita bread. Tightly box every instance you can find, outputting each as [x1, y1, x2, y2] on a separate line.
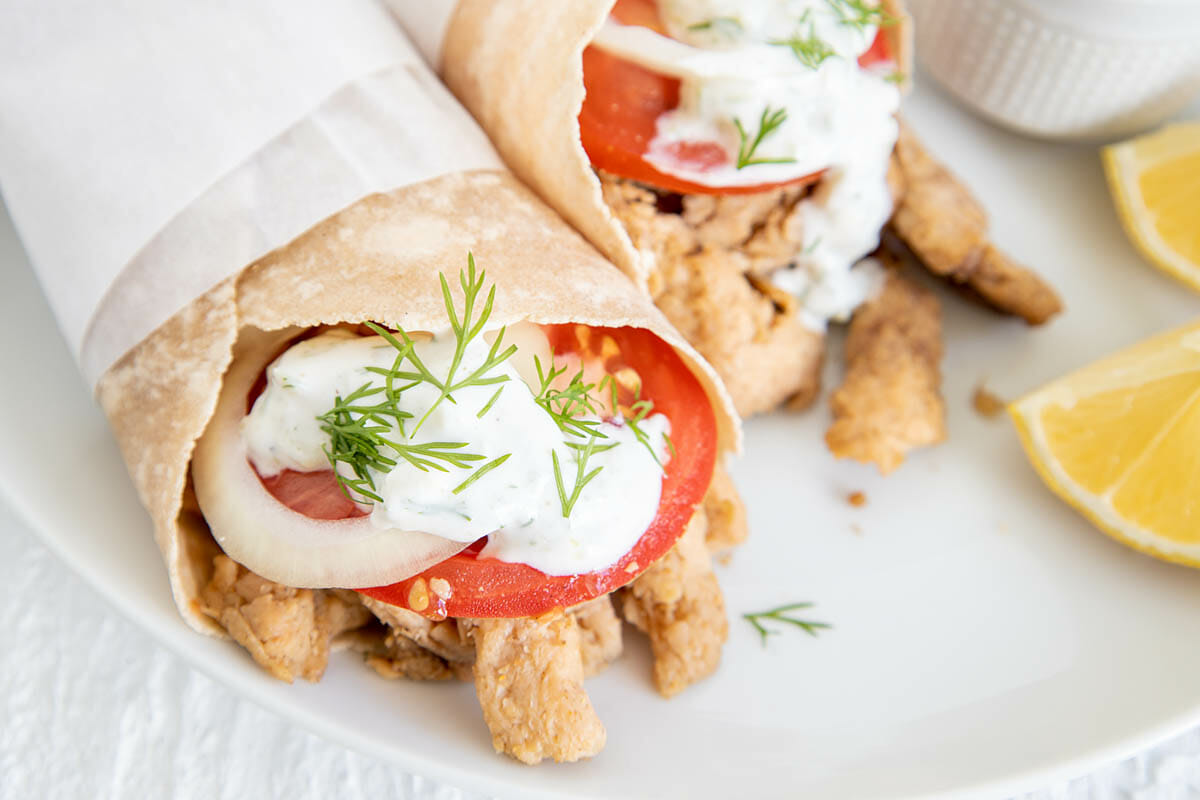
[96, 169, 740, 635]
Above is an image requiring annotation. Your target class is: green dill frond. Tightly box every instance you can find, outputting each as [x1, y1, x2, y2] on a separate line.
[533, 355, 609, 442]
[687, 16, 743, 35]
[452, 453, 512, 495]
[734, 106, 797, 170]
[623, 391, 666, 466]
[552, 438, 606, 518]
[318, 382, 409, 503]
[743, 602, 832, 647]
[825, 0, 899, 31]
[406, 254, 517, 434]
[769, 26, 835, 69]
[317, 253, 515, 504]
[476, 386, 504, 418]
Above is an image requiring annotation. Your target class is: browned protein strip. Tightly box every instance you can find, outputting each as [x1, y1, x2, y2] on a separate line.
[356, 593, 621, 685]
[355, 594, 476, 681]
[888, 121, 1062, 325]
[356, 628, 461, 682]
[703, 461, 748, 552]
[573, 595, 624, 677]
[825, 266, 946, 474]
[621, 509, 728, 698]
[360, 595, 476, 664]
[601, 173, 824, 416]
[466, 613, 606, 765]
[199, 555, 372, 682]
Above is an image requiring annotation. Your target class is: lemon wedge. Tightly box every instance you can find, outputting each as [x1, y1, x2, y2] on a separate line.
[1010, 320, 1200, 566]
[1103, 122, 1200, 292]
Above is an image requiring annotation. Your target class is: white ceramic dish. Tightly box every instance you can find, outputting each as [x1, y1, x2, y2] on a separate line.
[908, 0, 1200, 140]
[2, 83, 1199, 799]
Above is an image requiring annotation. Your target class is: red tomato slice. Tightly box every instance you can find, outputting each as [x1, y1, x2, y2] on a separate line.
[580, 0, 892, 196]
[260, 470, 366, 520]
[580, 46, 821, 196]
[257, 324, 717, 620]
[858, 27, 893, 69]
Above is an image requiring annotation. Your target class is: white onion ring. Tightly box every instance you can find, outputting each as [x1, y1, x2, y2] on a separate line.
[191, 327, 468, 589]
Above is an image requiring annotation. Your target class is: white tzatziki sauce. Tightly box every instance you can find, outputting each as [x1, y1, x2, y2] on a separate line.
[240, 327, 671, 577]
[590, 0, 901, 327]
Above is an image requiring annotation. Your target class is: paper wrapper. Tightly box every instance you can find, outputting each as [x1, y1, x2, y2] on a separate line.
[0, 0, 503, 390]
[388, 0, 913, 289]
[0, 2, 739, 636]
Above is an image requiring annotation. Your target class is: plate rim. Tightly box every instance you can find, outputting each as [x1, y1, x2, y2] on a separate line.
[7, 83, 1200, 800]
[6, 453, 1200, 800]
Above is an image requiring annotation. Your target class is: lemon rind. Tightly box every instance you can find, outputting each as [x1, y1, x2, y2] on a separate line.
[1102, 130, 1200, 294]
[1010, 395, 1200, 569]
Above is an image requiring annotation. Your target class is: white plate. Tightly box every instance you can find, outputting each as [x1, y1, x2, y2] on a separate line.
[2, 82, 1199, 800]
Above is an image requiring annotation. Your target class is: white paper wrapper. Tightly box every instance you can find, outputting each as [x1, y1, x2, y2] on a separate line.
[393, 2, 459, 67]
[0, 0, 503, 389]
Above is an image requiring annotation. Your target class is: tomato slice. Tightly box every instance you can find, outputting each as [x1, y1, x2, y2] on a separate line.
[257, 324, 717, 619]
[260, 470, 366, 520]
[580, 0, 892, 196]
[857, 27, 893, 69]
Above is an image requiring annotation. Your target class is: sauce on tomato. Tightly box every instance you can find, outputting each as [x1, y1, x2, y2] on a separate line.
[247, 322, 716, 618]
[359, 324, 716, 618]
[580, 0, 895, 195]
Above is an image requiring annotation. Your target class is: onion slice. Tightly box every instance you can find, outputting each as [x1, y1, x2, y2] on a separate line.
[191, 327, 469, 589]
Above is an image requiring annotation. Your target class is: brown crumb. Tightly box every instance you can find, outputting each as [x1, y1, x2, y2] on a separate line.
[847, 491, 867, 508]
[972, 384, 1006, 418]
[717, 553, 733, 567]
[850, 523, 863, 536]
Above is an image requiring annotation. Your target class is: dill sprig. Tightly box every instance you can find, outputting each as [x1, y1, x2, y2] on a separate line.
[318, 253, 516, 504]
[552, 438, 607, 517]
[318, 383, 485, 504]
[884, 70, 906, 85]
[534, 355, 612, 518]
[452, 453, 512, 495]
[318, 383, 410, 503]
[770, 25, 836, 69]
[598, 374, 673, 465]
[625, 398, 666, 467]
[364, 254, 517, 436]
[533, 357, 609, 442]
[826, 0, 899, 31]
[476, 386, 504, 418]
[687, 16, 743, 34]
[598, 373, 620, 415]
[743, 602, 832, 647]
[734, 106, 796, 170]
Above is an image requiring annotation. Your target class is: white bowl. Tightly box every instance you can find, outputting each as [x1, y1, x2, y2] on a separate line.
[907, 0, 1200, 140]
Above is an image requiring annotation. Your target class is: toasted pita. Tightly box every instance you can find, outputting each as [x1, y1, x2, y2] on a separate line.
[96, 169, 740, 636]
[440, 0, 912, 288]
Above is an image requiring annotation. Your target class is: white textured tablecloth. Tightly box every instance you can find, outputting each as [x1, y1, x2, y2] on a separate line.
[3, 497, 1200, 800]
[0, 498, 487, 800]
